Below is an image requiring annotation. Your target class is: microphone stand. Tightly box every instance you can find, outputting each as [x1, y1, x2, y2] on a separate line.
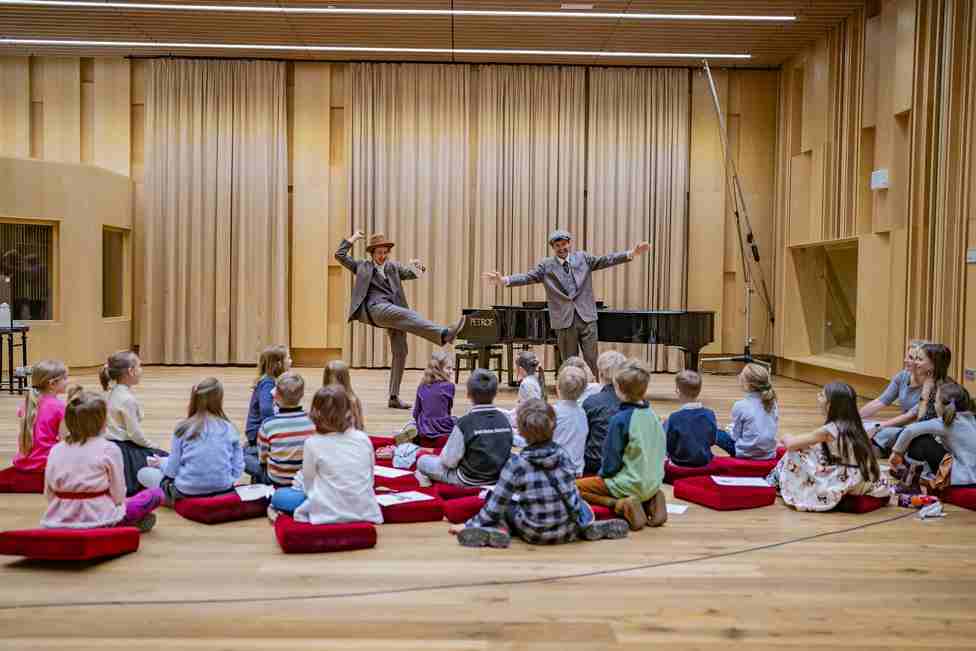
[698, 60, 775, 372]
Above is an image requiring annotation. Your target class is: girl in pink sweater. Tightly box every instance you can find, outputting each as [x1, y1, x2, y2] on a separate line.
[12, 360, 69, 472]
[42, 387, 161, 532]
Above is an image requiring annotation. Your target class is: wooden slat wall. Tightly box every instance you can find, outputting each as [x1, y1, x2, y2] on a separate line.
[773, 0, 975, 392]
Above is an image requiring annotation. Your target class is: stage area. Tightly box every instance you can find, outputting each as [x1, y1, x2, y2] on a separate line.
[1, 367, 975, 650]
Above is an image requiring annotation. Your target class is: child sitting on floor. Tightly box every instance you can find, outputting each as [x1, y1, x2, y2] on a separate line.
[415, 369, 514, 488]
[582, 351, 627, 475]
[13, 360, 69, 473]
[257, 372, 316, 488]
[552, 365, 589, 476]
[450, 399, 629, 548]
[560, 356, 603, 406]
[101, 350, 167, 495]
[244, 345, 291, 482]
[270, 385, 383, 525]
[727, 363, 779, 460]
[396, 351, 457, 452]
[576, 359, 667, 531]
[664, 370, 734, 467]
[889, 382, 976, 491]
[768, 382, 890, 511]
[137, 377, 244, 504]
[43, 387, 161, 532]
[323, 360, 365, 430]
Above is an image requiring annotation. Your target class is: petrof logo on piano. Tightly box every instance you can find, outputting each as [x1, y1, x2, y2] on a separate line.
[470, 318, 495, 327]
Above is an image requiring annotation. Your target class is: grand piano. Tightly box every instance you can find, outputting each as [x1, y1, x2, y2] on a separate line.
[458, 301, 715, 382]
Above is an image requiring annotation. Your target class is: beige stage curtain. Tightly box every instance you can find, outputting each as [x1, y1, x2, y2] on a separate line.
[141, 59, 288, 364]
[470, 65, 587, 370]
[348, 63, 471, 372]
[586, 68, 690, 371]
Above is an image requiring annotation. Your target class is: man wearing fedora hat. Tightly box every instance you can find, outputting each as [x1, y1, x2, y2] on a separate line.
[336, 230, 466, 409]
[483, 230, 650, 377]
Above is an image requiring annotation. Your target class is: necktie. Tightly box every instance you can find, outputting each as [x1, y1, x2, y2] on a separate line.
[562, 260, 577, 295]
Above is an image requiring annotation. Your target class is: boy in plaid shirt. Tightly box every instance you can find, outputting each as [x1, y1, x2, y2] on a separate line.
[450, 399, 629, 548]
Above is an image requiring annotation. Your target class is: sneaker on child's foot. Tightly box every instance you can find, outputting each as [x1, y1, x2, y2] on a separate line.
[414, 470, 432, 488]
[457, 526, 511, 548]
[615, 496, 648, 531]
[394, 423, 419, 446]
[133, 513, 157, 533]
[582, 518, 629, 541]
[267, 505, 280, 523]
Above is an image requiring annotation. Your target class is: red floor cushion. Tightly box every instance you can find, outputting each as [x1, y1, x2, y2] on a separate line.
[436, 484, 484, 500]
[443, 496, 485, 524]
[835, 493, 889, 514]
[590, 504, 614, 521]
[0, 466, 45, 494]
[664, 455, 779, 484]
[380, 495, 445, 524]
[374, 474, 422, 492]
[274, 515, 377, 554]
[0, 526, 140, 561]
[942, 486, 976, 511]
[369, 435, 395, 450]
[174, 492, 269, 524]
[673, 476, 776, 511]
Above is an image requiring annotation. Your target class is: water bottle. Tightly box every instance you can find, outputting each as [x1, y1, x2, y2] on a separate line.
[0, 303, 11, 329]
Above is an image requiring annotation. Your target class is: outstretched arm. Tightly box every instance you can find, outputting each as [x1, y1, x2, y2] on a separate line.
[586, 241, 651, 271]
[483, 263, 546, 288]
[335, 230, 365, 273]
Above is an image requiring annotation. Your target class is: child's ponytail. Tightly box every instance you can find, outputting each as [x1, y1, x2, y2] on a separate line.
[100, 351, 137, 391]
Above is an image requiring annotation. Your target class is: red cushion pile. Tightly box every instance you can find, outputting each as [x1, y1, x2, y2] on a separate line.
[274, 515, 377, 554]
[0, 526, 140, 560]
[0, 466, 44, 494]
[942, 486, 976, 511]
[436, 484, 483, 500]
[672, 475, 777, 511]
[835, 494, 889, 514]
[174, 492, 269, 524]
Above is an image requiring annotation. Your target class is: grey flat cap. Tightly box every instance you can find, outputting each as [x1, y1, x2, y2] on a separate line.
[548, 229, 573, 245]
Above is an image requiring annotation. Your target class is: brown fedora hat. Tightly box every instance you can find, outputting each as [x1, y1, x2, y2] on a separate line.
[365, 233, 395, 252]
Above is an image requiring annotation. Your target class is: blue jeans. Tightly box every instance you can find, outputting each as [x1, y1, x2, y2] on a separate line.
[716, 429, 736, 457]
[271, 487, 307, 514]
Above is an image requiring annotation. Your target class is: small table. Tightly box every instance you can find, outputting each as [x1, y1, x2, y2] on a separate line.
[0, 325, 30, 394]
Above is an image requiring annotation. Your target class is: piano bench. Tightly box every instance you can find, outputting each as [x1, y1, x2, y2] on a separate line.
[454, 344, 504, 383]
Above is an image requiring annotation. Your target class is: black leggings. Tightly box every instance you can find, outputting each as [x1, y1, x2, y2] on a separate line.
[907, 434, 948, 473]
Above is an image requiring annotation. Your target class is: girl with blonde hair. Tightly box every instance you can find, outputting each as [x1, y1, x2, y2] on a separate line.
[13, 359, 69, 472]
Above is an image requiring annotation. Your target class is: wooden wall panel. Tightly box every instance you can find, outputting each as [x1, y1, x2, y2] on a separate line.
[688, 68, 727, 354]
[93, 58, 131, 177]
[856, 233, 891, 376]
[862, 17, 881, 129]
[893, 0, 916, 115]
[0, 57, 31, 157]
[39, 57, 81, 163]
[291, 62, 332, 350]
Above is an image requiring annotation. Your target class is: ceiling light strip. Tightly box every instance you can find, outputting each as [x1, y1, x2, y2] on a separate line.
[0, 39, 751, 58]
[0, 0, 796, 21]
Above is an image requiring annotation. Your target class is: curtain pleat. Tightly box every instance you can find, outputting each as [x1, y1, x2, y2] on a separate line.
[142, 59, 288, 364]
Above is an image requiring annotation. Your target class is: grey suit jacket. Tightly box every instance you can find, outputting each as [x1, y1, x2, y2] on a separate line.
[506, 250, 631, 329]
[335, 238, 419, 322]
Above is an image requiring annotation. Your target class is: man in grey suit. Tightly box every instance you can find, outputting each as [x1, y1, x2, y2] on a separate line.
[336, 231, 465, 409]
[483, 230, 650, 377]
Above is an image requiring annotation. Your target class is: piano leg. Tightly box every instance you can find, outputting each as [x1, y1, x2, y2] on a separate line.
[477, 346, 491, 371]
[685, 349, 701, 372]
[507, 344, 517, 387]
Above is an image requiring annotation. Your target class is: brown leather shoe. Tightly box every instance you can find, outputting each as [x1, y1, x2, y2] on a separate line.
[442, 315, 467, 345]
[388, 396, 412, 410]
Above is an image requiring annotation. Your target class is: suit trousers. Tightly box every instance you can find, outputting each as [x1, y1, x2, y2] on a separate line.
[360, 301, 447, 398]
[556, 312, 599, 378]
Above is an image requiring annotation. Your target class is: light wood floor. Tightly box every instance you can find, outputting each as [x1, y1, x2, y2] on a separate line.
[1, 366, 975, 650]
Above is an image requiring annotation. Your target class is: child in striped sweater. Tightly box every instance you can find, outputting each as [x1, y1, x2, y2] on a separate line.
[258, 372, 316, 488]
